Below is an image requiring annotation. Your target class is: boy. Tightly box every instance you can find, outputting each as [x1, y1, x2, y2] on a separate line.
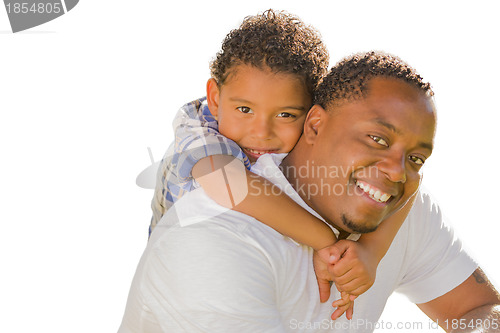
[151, 10, 411, 319]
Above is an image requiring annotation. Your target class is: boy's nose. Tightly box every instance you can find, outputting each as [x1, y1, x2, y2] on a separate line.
[251, 118, 273, 139]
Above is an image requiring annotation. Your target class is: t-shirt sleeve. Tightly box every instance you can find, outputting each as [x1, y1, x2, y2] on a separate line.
[138, 223, 287, 332]
[171, 97, 251, 181]
[395, 190, 478, 304]
[149, 98, 252, 233]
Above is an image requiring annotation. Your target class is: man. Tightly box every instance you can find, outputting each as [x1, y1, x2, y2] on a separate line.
[119, 52, 500, 332]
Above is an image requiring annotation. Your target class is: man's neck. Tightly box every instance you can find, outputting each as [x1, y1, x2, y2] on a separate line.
[281, 152, 349, 236]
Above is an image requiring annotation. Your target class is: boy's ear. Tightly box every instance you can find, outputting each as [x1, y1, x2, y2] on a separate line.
[303, 104, 326, 144]
[206, 78, 220, 119]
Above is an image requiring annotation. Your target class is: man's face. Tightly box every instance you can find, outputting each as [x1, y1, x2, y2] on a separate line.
[300, 78, 436, 234]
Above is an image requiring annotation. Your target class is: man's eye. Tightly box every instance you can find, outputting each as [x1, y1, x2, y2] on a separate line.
[237, 106, 253, 114]
[369, 135, 389, 147]
[409, 155, 425, 165]
[277, 112, 296, 118]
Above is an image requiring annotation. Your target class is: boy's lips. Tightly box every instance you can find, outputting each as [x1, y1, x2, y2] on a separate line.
[243, 147, 280, 159]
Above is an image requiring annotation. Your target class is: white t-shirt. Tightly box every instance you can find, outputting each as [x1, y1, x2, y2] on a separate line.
[119, 154, 477, 333]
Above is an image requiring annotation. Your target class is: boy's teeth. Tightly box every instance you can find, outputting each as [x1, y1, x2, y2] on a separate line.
[248, 148, 272, 155]
[248, 149, 263, 155]
[355, 180, 391, 203]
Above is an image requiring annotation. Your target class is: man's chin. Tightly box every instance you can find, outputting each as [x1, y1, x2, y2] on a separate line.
[341, 214, 380, 234]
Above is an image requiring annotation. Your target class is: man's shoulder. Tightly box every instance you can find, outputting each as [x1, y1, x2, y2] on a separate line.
[405, 188, 444, 230]
[151, 189, 291, 252]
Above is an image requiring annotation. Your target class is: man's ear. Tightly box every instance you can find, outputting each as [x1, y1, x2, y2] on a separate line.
[206, 78, 220, 119]
[303, 104, 326, 144]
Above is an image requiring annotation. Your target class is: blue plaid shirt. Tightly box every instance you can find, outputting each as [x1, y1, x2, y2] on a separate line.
[150, 97, 251, 235]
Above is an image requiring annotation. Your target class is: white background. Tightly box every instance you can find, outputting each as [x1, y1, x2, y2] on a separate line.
[1, 1, 499, 332]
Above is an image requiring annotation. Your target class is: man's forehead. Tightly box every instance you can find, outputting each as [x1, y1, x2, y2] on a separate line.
[326, 79, 436, 148]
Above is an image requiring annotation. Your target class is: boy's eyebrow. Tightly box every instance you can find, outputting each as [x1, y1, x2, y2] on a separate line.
[373, 118, 434, 151]
[229, 98, 307, 111]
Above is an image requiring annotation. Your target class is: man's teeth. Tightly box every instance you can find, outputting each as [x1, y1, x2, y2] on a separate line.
[356, 181, 391, 203]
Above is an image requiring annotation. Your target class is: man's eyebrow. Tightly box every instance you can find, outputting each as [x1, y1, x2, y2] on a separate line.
[418, 141, 434, 152]
[229, 98, 307, 111]
[374, 118, 401, 134]
[373, 118, 433, 151]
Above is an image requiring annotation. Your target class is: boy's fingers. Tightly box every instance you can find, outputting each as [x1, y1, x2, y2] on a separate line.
[328, 246, 343, 264]
[331, 297, 349, 308]
[331, 291, 351, 306]
[347, 284, 372, 296]
[346, 302, 355, 320]
[317, 278, 332, 303]
[331, 303, 350, 320]
[336, 277, 372, 295]
[329, 240, 350, 264]
[333, 272, 356, 286]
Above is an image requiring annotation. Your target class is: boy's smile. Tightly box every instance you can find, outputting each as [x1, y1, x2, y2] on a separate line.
[206, 64, 311, 163]
[284, 77, 436, 234]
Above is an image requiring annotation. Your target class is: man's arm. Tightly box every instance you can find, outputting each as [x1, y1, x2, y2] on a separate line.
[418, 268, 500, 332]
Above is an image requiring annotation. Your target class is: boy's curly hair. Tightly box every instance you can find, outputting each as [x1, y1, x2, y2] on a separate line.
[315, 51, 434, 108]
[210, 9, 329, 97]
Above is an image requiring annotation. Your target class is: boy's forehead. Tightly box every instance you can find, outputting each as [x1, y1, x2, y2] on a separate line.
[223, 64, 308, 89]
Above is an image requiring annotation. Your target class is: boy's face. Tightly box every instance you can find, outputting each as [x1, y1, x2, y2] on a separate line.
[207, 65, 311, 163]
[299, 78, 436, 234]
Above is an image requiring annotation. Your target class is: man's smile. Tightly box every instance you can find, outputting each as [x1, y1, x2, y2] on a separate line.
[354, 179, 393, 204]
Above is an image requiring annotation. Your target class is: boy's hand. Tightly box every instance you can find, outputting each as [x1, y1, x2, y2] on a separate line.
[329, 239, 377, 296]
[331, 291, 355, 320]
[313, 247, 356, 320]
[313, 248, 335, 303]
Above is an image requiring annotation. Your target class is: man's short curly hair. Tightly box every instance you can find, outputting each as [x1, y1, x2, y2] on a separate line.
[315, 51, 434, 109]
[210, 9, 329, 97]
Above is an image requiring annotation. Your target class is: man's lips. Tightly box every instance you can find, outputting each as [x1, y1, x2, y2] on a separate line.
[354, 179, 393, 203]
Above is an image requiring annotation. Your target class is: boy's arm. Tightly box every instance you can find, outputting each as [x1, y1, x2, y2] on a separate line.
[357, 194, 417, 263]
[192, 154, 337, 250]
[314, 193, 417, 305]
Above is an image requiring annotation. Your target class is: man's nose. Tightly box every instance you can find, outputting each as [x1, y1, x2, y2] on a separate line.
[377, 152, 407, 183]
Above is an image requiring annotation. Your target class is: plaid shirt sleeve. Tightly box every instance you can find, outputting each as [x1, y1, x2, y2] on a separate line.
[149, 97, 251, 235]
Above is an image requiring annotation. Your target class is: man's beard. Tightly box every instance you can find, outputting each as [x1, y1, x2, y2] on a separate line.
[341, 214, 379, 234]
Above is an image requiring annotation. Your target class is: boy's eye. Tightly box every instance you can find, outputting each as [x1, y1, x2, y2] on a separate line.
[236, 106, 253, 114]
[369, 135, 389, 147]
[409, 155, 425, 166]
[277, 112, 296, 118]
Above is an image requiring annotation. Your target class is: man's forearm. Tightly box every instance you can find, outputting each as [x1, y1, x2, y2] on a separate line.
[449, 304, 500, 333]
